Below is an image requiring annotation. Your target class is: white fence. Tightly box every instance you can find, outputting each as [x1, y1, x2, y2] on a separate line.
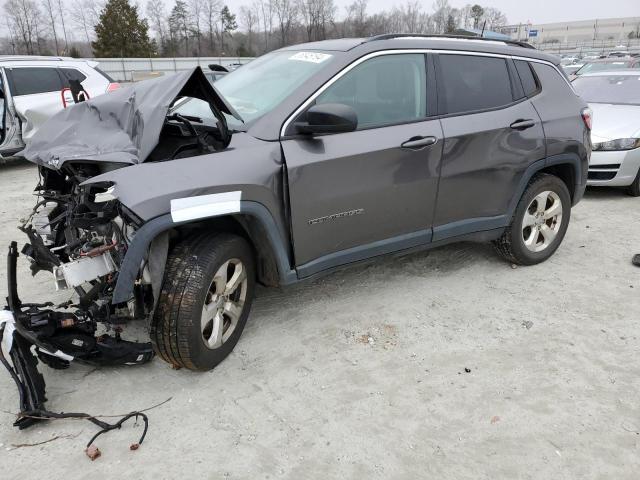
[92, 57, 256, 82]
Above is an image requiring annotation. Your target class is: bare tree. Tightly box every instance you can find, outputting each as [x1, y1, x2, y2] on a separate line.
[147, 0, 167, 47]
[4, 0, 41, 54]
[69, 0, 98, 46]
[203, 0, 222, 54]
[482, 7, 507, 31]
[458, 4, 472, 29]
[403, 1, 426, 33]
[239, 4, 258, 53]
[41, 0, 59, 54]
[273, 0, 297, 47]
[344, 0, 367, 37]
[431, 0, 450, 34]
[189, 0, 203, 55]
[298, 0, 335, 41]
[255, 0, 273, 52]
[56, 0, 68, 52]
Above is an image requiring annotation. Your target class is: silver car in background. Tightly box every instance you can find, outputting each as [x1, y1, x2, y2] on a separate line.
[572, 70, 640, 195]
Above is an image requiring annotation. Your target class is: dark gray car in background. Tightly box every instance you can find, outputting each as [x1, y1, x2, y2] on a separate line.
[10, 35, 591, 373]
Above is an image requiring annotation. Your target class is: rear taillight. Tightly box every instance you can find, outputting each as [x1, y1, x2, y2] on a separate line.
[581, 107, 592, 130]
[107, 82, 121, 93]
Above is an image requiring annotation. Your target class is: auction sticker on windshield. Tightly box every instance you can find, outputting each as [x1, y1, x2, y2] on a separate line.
[289, 52, 332, 63]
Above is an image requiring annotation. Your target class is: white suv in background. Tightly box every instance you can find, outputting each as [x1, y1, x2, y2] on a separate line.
[0, 56, 119, 159]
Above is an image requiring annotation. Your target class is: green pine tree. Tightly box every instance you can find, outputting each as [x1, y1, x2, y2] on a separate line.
[92, 0, 153, 57]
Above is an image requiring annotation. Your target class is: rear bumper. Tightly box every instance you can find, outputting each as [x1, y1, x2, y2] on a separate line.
[587, 149, 640, 187]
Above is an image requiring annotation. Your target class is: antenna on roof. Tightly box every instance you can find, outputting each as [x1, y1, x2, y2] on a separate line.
[480, 20, 487, 38]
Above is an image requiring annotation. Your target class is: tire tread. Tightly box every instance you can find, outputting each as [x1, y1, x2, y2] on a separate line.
[150, 232, 253, 370]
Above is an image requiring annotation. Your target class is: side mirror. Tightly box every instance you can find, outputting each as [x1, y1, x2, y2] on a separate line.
[295, 103, 357, 135]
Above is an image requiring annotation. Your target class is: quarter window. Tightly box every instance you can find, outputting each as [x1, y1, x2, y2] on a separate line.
[439, 54, 514, 114]
[8, 67, 63, 96]
[60, 68, 87, 85]
[514, 60, 538, 97]
[315, 54, 427, 129]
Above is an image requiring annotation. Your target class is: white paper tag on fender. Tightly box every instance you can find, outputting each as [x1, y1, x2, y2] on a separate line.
[171, 191, 242, 223]
[289, 52, 332, 64]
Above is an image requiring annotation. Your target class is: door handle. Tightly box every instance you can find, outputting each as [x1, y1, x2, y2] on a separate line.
[510, 119, 536, 130]
[401, 136, 437, 150]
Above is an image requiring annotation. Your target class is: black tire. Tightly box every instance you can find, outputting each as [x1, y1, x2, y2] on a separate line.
[151, 232, 255, 371]
[494, 173, 571, 266]
[626, 169, 640, 197]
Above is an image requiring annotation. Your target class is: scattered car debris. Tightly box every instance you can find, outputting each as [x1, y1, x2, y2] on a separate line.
[85, 445, 101, 461]
[10, 433, 78, 449]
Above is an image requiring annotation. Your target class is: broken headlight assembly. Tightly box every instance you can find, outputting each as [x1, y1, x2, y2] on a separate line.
[1, 165, 153, 429]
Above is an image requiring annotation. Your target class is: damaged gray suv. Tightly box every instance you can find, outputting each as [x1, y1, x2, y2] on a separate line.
[7, 35, 591, 376]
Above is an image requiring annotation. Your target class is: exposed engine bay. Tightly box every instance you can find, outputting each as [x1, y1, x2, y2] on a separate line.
[1, 163, 157, 431]
[0, 67, 241, 431]
[14, 163, 155, 369]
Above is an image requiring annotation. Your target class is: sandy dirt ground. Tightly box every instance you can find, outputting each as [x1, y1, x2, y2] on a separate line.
[0, 161, 639, 479]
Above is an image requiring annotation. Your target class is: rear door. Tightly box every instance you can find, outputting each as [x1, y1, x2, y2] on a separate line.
[282, 52, 443, 276]
[432, 53, 546, 239]
[5, 66, 65, 142]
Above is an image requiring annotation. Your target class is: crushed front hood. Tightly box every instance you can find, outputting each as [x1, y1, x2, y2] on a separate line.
[20, 67, 242, 169]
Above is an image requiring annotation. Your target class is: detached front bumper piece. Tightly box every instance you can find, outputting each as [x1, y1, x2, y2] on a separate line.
[1, 242, 154, 429]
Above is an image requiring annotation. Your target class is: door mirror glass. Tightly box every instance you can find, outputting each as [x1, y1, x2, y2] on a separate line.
[295, 103, 358, 135]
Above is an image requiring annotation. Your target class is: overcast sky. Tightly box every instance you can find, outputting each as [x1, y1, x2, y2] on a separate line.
[233, 0, 639, 26]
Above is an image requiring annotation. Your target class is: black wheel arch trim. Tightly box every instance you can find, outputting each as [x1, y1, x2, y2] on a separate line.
[112, 154, 585, 303]
[111, 201, 297, 304]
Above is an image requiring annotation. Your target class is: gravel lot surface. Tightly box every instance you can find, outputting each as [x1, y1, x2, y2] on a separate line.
[0, 161, 639, 479]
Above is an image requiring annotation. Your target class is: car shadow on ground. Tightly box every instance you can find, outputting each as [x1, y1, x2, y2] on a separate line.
[583, 186, 630, 199]
[255, 240, 499, 305]
[0, 158, 31, 172]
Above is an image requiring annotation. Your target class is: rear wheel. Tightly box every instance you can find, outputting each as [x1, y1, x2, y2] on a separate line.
[151, 232, 255, 371]
[494, 174, 571, 265]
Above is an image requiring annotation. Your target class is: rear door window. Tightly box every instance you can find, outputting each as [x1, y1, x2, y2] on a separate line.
[514, 60, 539, 97]
[7, 67, 63, 96]
[438, 54, 514, 114]
[315, 53, 427, 129]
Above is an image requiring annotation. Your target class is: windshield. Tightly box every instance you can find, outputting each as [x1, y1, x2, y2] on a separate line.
[576, 61, 630, 75]
[209, 50, 335, 128]
[573, 74, 640, 105]
[173, 51, 334, 129]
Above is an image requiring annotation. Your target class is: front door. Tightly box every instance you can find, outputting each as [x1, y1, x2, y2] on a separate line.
[0, 69, 21, 156]
[281, 52, 443, 277]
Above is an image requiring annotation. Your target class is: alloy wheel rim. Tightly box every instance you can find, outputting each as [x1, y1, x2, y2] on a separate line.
[201, 258, 247, 349]
[521, 190, 563, 253]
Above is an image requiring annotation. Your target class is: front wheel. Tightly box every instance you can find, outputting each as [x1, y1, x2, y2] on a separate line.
[494, 173, 571, 265]
[626, 168, 640, 197]
[151, 232, 255, 371]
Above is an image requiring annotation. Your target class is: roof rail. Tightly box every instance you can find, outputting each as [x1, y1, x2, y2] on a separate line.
[366, 33, 536, 50]
[0, 55, 73, 62]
